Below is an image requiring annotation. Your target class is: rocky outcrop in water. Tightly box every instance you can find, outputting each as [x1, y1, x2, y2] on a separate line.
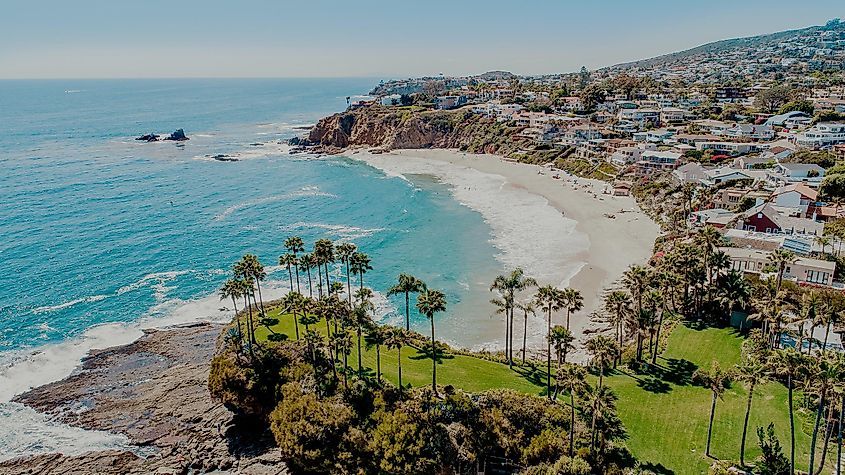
[135, 133, 160, 142]
[164, 129, 189, 141]
[1, 323, 288, 475]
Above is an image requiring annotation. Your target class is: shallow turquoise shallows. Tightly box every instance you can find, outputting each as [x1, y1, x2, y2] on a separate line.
[0, 78, 502, 357]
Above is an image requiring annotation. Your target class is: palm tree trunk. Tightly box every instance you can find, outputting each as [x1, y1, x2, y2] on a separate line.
[430, 314, 437, 396]
[293, 259, 301, 293]
[546, 306, 552, 400]
[405, 292, 410, 331]
[306, 267, 313, 297]
[809, 324, 816, 354]
[836, 394, 843, 475]
[809, 390, 827, 475]
[343, 351, 348, 390]
[508, 307, 514, 368]
[324, 263, 331, 295]
[357, 326, 362, 375]
[345, 260, 352, 304]
[566, 309, 571, 331]
[231, 297, 243, 351]
[706, 393, 716, 458]
[788, 375, 796, 475]
[522, 313, 528, 365]
[286, 267, 293, 291]
[292, 307, 300, 340]
[398, 346, 403, 393]
[243, 295, 255, 345]
[652, 309, 666, 365]
[376, 344, 381, 383]
[816, 402, 836, 475]
[823, 322, 831, 350]
[254, 279, 267, 318]
[569, 392, 576, 457]
[740, 384, 755, 466]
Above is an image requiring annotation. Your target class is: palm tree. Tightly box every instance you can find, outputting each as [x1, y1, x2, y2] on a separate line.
[808, 351, 842, 475]
[282, 291, 304, 340]
[284, 236, 305, 292]
[583, 384, 617, 453]
[279, 253, 297, 291]
[535, 285, 565, 399]
[336, 242, 357, 304]
[387, 273, 427, 331]
[604, 291, 631, 366]
[695, 226, 722, 283]
[384, 327, 411, 393]
[333, 329, 353, 390]
[717, 270, 751, 328]
[694, 361, 731, 458]
[219, 279, 244, 350]
[558, 363, 589, 457]
[623, 265, 651, 323]
[313, 239, 335, 297]
[349, 252, 372, 294]
[549, 325, 575, 397]
[490, 295, 512, 362]
[235, 254, 268, 320]
[768, 347, 805, 475]
[417, 289, 447, 397]
[353, 288, 374, 375]
[815, 235, 831, 256]
[769, 249, 797, 292]
[585, 334, 618, 389]
[561, 288, 584, 331]
[491, 268, 538, 367]
[364, 324, 387, 383]
[735, 355, 768, 466]
[238, 277, 257, 345]
[516, 300, 536, 365]
[299, 253, 316, 297]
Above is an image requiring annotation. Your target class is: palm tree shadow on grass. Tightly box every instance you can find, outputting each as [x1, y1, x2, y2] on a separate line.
[638, 461, 675, 475]
[408, 345, 455, 363]
[511, 364, 551, 390]
[637, 357, 698, 386]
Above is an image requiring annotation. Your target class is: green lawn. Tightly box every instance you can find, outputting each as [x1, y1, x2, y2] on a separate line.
[247, 309, 830, 475]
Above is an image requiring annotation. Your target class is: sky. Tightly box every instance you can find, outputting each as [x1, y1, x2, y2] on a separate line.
[0, 0, 842, 79]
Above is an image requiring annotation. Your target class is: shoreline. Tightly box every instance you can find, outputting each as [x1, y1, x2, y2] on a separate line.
[351, 148, 660, 350]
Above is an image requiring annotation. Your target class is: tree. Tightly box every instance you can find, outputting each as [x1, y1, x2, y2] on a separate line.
[561, 288, 584, 331]
[582, 384, 618, 453]
[604, 291, 631, 366]
[778, 100, 814, 116]
[387, 273, 427, 331]
[808, 351, 842, 475]
[536, 285, 565, 399]
[282, 291, 304, 340]
[235, 254, 268, 324]
[557, 364, 588, 457]
[349, 252, 372, 295]
[768, 249, 796, 292]
[219, 279, 244, 351]
[815, 235, 831, 256]
[516, 300, 537, 365]
[364, 324, 387, 383]
[735, 355, 768, 466]
[491, 269, 538, 368]
[417, 289, 447, 396]
[335, 242, 357, 304]
[384, 327, 411, 392]
[768, 346, 805, 474]
[754, 85, 793, 113]
[584, 335, 618, 389]
[549, 325, 575, 398]
[694, 361, 731, 458]
[578, 83, 606, 112]
[755, 423, 791, 475]
[284, 236, 305, 293]
[299, 253, 316, 297]
[819, 173, 845, 201]
[717, 270, 751, 326]
[353, 289, 374, 376]
[313, 239, 335, 297]
[332, 329, 354, 390]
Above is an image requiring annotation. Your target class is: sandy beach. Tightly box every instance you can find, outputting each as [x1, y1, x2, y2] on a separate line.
[351, 148, 660, 355]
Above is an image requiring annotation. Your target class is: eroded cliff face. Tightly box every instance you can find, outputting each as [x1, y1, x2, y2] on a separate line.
[308, 105, 528, 154]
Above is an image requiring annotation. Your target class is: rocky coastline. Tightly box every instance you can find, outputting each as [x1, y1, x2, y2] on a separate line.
[1, 323, 288, 475]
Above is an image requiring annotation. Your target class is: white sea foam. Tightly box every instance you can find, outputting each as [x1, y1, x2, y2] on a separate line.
[214, 188, 337, 221]
[281, 222, 386, 241]
[31, 294, 109, 315]
[0, 402, 132, 462]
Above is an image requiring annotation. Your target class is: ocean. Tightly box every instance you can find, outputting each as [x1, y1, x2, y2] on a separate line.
[0, 78, 507, 458]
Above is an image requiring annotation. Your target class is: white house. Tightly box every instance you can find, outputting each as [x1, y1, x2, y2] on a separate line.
[770, 163, 826, 186]
[771, 183, 818, 215]
[795, 122, 845, 149]
[722, 124, 775, 141]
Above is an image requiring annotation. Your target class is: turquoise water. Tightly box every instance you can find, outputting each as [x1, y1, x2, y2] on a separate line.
[0, 79, 502, 359]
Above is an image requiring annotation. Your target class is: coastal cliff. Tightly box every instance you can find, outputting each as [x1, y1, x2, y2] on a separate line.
[308, 105, 532, 155]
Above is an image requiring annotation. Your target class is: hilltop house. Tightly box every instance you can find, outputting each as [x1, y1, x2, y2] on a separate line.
[770, 163, 825, 186]
[795, 122, 845, 149]
[696, 142, 761, 156]
[723, 124, 775, 141]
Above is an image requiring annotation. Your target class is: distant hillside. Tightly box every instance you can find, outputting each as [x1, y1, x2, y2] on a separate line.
[603, 19, 843, 72]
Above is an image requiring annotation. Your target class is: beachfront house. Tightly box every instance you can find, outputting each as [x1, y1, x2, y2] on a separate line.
[721, 247, 835, 287]
[635, 150, 681, 176]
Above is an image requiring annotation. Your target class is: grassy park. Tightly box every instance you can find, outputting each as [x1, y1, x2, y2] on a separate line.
[250, 306, 824, 475]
